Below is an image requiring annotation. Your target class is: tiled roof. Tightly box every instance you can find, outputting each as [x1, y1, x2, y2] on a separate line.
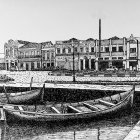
[19, 42, 41, 49]
[40, 41, 53, 46]
[111, 38, 124, 45]
[97, 39, 110, 46]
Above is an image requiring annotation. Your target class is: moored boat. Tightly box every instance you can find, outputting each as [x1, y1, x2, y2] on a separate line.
[3, 85, 135, 123]
[0, 83, 45, 105]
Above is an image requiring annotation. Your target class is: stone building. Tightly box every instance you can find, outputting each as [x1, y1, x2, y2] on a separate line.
[55, 38, 96, 71]
[41, 42, 55, 69]
[4, 39, 19, 70]
[17, 40, 54, 70]
[55, 35, 140, 71]
[0, 58, 5, 70]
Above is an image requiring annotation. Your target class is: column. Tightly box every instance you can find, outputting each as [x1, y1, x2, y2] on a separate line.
[83, 59, 85, 70]
[23, 62, 26, 70]
[126, 41, 130, 69]
[89, 58, 91, 69]
[78, 59, 81, 70]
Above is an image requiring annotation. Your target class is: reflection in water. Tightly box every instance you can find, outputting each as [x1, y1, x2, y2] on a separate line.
[0, 122, 6, 140]
[3, 114, 136, 140]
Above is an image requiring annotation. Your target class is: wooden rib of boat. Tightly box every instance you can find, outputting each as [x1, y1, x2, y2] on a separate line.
[0, 84, 45, 105]
[3, 86, 135, 122]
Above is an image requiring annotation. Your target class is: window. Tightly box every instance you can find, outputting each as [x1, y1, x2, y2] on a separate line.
[105, 47, 109, 52]
[100, 47, 103, 52]
[51, 52, 54, 58]
[74, 47, 77, 52]
[37, 51, 40, 55]
[80, 48, 83, 53]
[112, 57, 117, 60]
[91, 47, 94, 52]
[68, 48, 71, 53]
[112, 47, 117, 52]
[130, 48, 136, 53]
[57, 48, 60, 54]
[86, 47, 89, 53]
[129, 57, 136, 60]
[47, 52, 50, 59]
[99, 57, 103, 60]
[62, 48, 66, 53]
[105, 57, 109, 60]
[118, 57, 123, 59]
[31, 51, 35, 56]
[37, 62, 40, 68]
[118, 46, 123, 52]
[20, 63, 23, 68]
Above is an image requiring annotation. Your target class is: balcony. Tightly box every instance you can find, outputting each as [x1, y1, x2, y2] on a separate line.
[111, 52, 124, 56]
[100, 52, 110, 57]
[18, 55, 41, 59]
[130, 53, 137, 57]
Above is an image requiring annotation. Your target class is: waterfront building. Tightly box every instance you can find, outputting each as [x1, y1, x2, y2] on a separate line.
[55, 34, 140, 71]
[4, 39, 19, 70]
[41, 42, 55, 69]
[55, 38, 96, 70]
[0, 58, 5, 70]
[17, 40, 54, 70]
[4, 34, 140, 71]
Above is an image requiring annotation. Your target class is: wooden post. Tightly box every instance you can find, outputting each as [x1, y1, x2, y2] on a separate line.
[40, 83, 45, 103]
[30, 77, 33, 91]
[3, 86, 10, 104]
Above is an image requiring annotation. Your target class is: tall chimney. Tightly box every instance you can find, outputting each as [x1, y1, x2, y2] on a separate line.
[99, 19, 101, 58]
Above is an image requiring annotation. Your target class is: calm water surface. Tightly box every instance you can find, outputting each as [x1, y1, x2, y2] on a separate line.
[0, 106, 140, 140]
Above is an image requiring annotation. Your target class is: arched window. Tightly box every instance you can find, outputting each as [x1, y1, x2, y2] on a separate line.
[68, 47, 71, 53]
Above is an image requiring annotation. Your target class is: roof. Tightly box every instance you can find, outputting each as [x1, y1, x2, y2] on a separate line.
[19, 42, 41, 49]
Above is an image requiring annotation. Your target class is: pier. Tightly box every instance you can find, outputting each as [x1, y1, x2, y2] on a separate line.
[123, 121, 140, 140]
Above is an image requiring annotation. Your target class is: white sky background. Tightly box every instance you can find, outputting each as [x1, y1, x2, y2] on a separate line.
[0, 0, 140, 57]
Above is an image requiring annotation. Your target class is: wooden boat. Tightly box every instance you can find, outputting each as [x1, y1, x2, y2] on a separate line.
[3, 86, 135, 122]
[0, 83, 45, 105]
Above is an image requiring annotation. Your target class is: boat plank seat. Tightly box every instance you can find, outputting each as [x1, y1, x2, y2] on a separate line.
[83, 103, 101, 111]
[98, 99, 115, 106]
[18, 106, 24, 111]
[67, 105, 82, 113]
[51, 107, 61, 114]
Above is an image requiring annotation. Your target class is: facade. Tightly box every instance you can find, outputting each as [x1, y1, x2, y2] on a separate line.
[0, 58, 5, 70]
[55, 38, 96, 70]
[4, 39, 19, 70]
[4, 34, 140, 71]
[17, 40, 54, 70]
[41, 42, 55, 69]
[55, 35, 140, 71]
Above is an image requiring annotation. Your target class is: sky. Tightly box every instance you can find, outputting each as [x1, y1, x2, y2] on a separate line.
[0, 0, 140, 57]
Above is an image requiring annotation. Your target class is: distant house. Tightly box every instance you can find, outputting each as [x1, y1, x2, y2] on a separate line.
[0, 58, 5, 70]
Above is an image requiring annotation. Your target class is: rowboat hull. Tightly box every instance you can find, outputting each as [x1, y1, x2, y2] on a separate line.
[1, 84, 45, 105]
[3, 87, 134, 123]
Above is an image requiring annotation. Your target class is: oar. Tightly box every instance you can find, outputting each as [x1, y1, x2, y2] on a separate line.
[3, 85, 10, 104]
[30, 77, 33, 91]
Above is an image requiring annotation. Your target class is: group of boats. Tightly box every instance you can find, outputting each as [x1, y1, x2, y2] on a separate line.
[0, 78, 135, 123]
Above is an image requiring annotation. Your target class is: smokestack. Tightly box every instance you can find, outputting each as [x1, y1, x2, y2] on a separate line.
[99, 19, 101, 58]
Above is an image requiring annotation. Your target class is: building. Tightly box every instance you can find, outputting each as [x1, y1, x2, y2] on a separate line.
[55, 38, 96, 71]
[41, 42, 55, 69]
[17, 40, 54, 70]
[0, 58, 5, 70]
[55, 35, 140, 71]
[4, 39, 19, 70]
[4, 34, 140, 71]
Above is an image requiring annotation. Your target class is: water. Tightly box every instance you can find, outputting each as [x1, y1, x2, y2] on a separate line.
[1, 106, 140, 140]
